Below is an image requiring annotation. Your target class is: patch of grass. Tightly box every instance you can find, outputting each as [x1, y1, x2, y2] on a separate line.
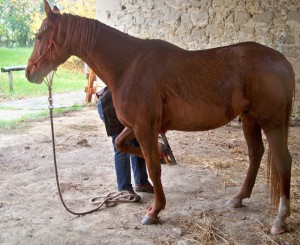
[0, 104, 83, 130]
[0, 47, 86, 101]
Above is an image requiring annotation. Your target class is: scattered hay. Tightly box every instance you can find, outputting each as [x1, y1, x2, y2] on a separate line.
[253, 223, 300, 245]
[176, 211, 238, 245]
[193, 216, 233, 244]
[255, 228, 281, 245]
[171, 126, 300, 244]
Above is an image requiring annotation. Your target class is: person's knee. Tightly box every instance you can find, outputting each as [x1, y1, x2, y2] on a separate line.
[115, 136, 125, 153]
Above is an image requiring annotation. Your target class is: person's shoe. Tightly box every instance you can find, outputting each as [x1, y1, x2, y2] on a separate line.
[135, 184, 154, 193]
[123, 189, 141, 202]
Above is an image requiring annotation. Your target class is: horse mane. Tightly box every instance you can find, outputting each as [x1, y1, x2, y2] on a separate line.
[59, 13, 102, 63]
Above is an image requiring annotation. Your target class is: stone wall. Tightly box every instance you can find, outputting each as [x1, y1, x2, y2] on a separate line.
[97, 0, 300, 80]
[96, 0, 300, 115]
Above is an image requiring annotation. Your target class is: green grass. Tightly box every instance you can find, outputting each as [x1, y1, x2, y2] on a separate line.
[0, 104, 83, 130]
[0, 47, 88, 129]
[0, 47, 86, 101]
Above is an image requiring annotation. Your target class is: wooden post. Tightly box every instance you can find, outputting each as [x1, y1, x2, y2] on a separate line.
[8, 71, 13, 91]
[94, 78, 98, 104]
[1, 66, 26, 91]
[85, 69, 97, 102]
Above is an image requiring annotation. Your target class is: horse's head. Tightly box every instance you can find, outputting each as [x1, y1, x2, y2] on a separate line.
[26, 0, 70, 84]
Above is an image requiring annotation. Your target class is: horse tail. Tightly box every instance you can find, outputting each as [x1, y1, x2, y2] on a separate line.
[267, 65, 295, 206]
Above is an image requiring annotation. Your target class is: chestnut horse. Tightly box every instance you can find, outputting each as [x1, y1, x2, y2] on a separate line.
[26, 1, 295, 235]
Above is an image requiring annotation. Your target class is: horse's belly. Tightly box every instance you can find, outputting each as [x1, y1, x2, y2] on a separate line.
[163, 104, 233, 132]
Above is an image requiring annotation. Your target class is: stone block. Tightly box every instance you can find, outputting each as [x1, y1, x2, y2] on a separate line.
[190, 9, 209, 27]
[255, 27, 273, 45]
[127, 26, 142, 36]
[284, 46, 300, 58]
[181, 13, 193, 26]
[206, 24, 225, 37]
[253, 11, 274, 24]
[241, 22, 255, 36]
[190, 29, 209, 43]
[287, 10, 300, 23]
[212, 0, 224, 7]
[155, 0, 165, 9]
[196, 0, 213, 8]
[285, 32, 296, 45]
[135, 15, 145, 25]
[116, 14, 134, 26]
[163, 8, 181, 24]
[234, 11, 251, 25]
[175, 25, 191, 35]
[225, 12, 234, 24]
[145, 0, 155, 10]
[245, 1, 263, 15]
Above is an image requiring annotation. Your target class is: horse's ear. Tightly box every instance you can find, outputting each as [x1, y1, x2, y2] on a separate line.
[44, 0, 53, 17]
[53, 5, 60, 14]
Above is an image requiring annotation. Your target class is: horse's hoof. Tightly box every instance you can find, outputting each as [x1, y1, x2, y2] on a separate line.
[271, 225, 286, 235]
[226, 198, 242, 208]
[141, 214, 159, 225]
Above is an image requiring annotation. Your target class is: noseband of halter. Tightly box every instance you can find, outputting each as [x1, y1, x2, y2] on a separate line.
[28, 16, 61, 69]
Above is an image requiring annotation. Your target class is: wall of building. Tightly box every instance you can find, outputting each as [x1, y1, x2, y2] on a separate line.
[96, 0, 300, 80]
[96, 0, 300, 114]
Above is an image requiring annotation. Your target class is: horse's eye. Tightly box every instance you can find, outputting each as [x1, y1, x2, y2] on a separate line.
[35, 34, 42, 41]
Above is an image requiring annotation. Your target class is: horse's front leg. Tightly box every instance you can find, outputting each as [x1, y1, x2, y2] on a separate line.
[115, 127, 144, 158]
[135, 130, 166, 225]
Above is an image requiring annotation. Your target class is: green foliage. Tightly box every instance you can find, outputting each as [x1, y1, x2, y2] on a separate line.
[0, 0, 96, 47]
[0, 0, 39, 47]
[55, 0, 95, 18]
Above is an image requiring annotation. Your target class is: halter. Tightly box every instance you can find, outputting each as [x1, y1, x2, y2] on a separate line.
[28, 16, 61, 69]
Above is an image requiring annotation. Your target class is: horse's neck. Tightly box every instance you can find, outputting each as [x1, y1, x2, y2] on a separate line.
[65, 16, 141, 88]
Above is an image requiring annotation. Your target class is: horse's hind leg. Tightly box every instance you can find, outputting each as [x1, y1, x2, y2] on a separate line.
[227, 114, 264, 208]
[263, 125, 292, 235]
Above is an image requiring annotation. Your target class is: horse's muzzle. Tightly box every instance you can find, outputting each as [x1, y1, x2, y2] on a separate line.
[25, 66, 44, 84]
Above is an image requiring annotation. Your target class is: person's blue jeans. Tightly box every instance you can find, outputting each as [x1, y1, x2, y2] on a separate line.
[112, 136, 150, 191]
[97, 97, 151, 191]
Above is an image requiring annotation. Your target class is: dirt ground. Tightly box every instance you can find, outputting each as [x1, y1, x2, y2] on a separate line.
[0, 108, 299, 245]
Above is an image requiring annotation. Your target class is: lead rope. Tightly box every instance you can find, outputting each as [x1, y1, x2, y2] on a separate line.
[45, 72, 140, 216]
